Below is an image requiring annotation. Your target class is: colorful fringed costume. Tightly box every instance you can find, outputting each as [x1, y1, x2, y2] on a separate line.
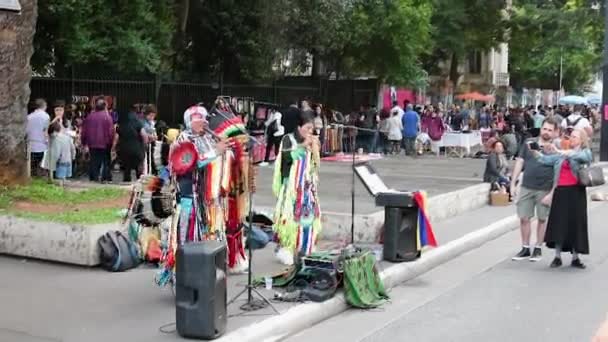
[155, 106, 249, 287]
[272, 133, 322, 257]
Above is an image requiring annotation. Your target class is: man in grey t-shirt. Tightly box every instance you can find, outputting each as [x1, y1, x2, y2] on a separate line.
[510, 118, 559, 262]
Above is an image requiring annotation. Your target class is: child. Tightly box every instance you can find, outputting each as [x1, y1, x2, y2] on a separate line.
[44, 121, 76, 186]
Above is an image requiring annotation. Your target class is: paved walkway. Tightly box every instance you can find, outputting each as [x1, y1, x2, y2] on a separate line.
[286, 202, 608, 342]
[0, 202, 517, 342]
[82, 155, 487, 215]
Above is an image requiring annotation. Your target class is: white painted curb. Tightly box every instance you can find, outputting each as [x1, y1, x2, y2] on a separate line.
[215, 214, 520, 342]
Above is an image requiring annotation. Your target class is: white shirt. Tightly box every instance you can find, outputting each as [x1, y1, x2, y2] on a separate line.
[391, 105, 405, 120]
[27, 109, 50, 153]
[561, 113, 591, 131]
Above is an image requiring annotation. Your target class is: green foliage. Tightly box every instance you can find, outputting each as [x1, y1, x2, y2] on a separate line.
[32, 0, 175, 75]
[345, 0, 433, 86]
[272, 0, 432, 86]
[423, 0, 508, 82]
[509, 0, 603, 92]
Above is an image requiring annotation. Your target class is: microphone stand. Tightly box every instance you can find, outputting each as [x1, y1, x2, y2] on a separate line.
[339, 124, 378, 246]
[210, 109, 278, 314]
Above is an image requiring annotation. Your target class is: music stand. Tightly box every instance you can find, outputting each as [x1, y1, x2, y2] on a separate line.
[353, 162, 392, 197]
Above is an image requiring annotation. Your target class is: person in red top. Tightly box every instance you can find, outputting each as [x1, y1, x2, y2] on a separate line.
[81, 98, 115, 182]
[535, 128, 593, 269]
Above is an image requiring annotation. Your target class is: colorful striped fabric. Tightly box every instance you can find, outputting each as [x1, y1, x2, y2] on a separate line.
[413, 191, 438, 248]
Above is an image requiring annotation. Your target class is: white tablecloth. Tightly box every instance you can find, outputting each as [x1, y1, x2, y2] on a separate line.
[437, 131, 483, 157]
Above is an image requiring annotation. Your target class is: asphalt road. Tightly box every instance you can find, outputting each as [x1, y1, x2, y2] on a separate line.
[287, 201, 608, 342]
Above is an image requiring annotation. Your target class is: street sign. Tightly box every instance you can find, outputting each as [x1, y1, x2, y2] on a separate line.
[0, 0, 21, 12]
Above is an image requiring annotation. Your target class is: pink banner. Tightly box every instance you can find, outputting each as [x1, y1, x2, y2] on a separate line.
[383, 88, 416, 110]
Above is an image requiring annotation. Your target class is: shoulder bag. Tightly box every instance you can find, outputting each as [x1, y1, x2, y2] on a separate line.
[578, 165, 605, 187]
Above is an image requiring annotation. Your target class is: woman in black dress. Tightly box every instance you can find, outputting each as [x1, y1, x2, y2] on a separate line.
[117, 107, 147, 182]
[536, 128, 593, 268]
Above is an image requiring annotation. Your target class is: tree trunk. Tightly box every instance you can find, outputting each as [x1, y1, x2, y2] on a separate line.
[0, 1, 38, 186]
[449, 52, 460, 90]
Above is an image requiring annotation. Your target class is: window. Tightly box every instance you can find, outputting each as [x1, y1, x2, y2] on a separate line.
[468, 51, 482, 74]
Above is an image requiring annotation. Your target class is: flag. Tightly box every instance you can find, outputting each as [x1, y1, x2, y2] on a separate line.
[413, 191, 437, 248]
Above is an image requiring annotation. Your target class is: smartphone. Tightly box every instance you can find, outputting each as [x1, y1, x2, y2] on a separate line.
[528, 141, 540, 151]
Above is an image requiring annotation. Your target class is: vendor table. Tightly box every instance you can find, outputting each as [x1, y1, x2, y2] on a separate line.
[437, 131, 483, 158]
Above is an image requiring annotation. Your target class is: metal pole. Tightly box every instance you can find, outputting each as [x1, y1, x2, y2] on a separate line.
[559, 48, 563, 92]
[601, 0, 608, 161]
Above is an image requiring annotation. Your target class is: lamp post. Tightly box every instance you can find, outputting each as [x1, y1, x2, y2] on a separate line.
[601, 0, 608, 161]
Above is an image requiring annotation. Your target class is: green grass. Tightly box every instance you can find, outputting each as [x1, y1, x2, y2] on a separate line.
[8, 208, 124, 225]
[2, 178, 125, 205]
[0, 178, 127, 224]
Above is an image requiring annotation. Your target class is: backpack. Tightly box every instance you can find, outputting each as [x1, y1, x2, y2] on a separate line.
[98, 231, 141, 272]
[567, 115, 583, 126]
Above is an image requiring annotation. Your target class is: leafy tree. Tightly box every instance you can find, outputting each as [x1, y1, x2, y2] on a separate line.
[181, 0, 285, 82]
[423, 0, 508, 87]
[344, 0, 433, 86]
[509, 0, 603, 92]
[32, 0, 175, 75]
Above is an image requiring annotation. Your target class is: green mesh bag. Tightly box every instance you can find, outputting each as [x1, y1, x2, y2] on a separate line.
[342, 252, 388, 308]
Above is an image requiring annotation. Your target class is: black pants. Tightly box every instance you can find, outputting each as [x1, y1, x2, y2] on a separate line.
[264, 135, 281, 162]
[30, 152, 45, 177]
[89, 148, 112, 182]
[121, 155, 143, 182]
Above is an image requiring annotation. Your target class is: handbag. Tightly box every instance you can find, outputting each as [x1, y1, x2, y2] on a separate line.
[578, 165, 605, 187]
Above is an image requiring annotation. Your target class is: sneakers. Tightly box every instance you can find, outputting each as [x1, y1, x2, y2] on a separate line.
[275, 247, 294, 266]
[259, 162, 269, 166]
[512, 247, 531, 261]
[529, 247, 542, 262]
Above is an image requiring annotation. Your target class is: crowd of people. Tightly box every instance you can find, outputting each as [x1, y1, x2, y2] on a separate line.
[477, 103, 597, 269]
[25, 97, 160, 184]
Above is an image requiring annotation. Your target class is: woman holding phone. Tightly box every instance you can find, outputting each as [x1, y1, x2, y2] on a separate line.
[534, 128, 593, 268]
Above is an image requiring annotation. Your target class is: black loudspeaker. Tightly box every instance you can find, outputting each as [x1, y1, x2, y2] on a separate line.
[383, 207, 421, 262]
[176, 241, 227, 340]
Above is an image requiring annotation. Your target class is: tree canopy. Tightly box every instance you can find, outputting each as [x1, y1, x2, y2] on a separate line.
[509, 0, 603, 92]
[32, 0, 175, 76]
[30, 0, 604, 92]
[422, 0, 508, 86]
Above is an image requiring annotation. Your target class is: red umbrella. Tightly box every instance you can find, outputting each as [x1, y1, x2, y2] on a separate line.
[455, 92, 494, 102]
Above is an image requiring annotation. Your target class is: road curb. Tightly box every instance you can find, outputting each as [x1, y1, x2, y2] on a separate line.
[215, 215, 520, 342]
[320, 183, 492, 243]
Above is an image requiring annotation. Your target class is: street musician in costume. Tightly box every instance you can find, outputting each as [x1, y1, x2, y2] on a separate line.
[156, 105, 249, 287]
[272, 111, 322, 265]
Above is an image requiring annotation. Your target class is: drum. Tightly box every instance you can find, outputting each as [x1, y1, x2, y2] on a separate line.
[170, 141, 199, 176]
[132, 176, 174, 226]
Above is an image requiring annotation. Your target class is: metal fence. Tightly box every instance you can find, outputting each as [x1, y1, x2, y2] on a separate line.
[30, 76, 378, 125]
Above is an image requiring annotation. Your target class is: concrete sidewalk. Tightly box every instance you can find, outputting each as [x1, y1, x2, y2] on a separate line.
[91, 155, 487, 215]
[0, 203, 518, 342]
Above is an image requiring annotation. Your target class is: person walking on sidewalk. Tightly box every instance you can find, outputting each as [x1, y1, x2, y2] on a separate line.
[510, 118, 559, 261]
[534, 128, 592, 269]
